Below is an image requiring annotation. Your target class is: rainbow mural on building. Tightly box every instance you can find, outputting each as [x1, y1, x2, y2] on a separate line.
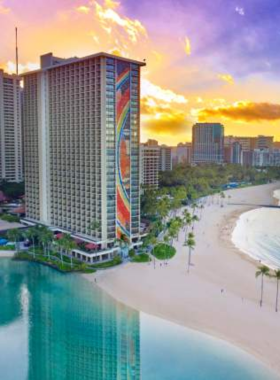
[116, 61, 131, 239]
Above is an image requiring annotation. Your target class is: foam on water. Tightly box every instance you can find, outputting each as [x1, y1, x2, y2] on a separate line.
[273, 189, 280, 205]
[232, 197, 280, 269]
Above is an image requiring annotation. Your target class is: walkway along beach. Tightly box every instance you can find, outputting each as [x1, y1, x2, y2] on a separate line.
[84, 183, 280, 375]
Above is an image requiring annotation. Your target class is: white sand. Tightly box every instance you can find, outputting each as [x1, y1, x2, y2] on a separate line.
[84, 182, 280, 375]
[0, 251, 15, 258]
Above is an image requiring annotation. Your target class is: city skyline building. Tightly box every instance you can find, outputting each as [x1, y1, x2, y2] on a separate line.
[252, 149, 280, 167]
[140, 142, 160, 190]
[192, 123, 224, 164]
[159, 145, 172, 172]
[22, 52, 145, 257]
[172, 142, 192, 166]
[0, 69, 23, 183]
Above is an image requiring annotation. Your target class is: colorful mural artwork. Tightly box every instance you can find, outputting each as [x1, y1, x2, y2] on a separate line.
[116, 61, 131, 239]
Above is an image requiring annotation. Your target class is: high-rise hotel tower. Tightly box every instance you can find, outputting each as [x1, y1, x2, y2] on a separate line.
[0, 70, 23, 183]
[192, 123, 224, 164]
[23, 53, 145, 250]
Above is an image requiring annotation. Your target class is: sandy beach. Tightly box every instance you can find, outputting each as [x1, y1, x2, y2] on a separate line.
[83, 182, 280, 375]
[0, 251, 15, 257]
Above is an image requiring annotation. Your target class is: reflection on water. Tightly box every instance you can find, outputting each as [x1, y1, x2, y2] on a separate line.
[0, 259, 279, 380]
[0, 259, 140, 380]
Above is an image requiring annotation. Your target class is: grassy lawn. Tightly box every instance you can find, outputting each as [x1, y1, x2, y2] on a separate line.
[90, 255, 122, 269]
[152, 243, 176, 260]
[0, 214, 20, 223]
[131, 253, 151, 263]
[0, 245, 15, 251]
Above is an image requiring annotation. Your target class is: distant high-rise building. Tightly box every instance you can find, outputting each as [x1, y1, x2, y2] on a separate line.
[172, 142, 192, 166]
[257, 135, 274, 150]
[159, 145, 172, 171]
[23, 52, 145, 259]
[0, 70, 23, 183]
[140, 143, 159, 190]
[252, 149, 280, 167]
[145, 139, 159, 146]
[241, 150, 253, 166]
[192, 123, 224, 163]
[231, 142, 242, 164]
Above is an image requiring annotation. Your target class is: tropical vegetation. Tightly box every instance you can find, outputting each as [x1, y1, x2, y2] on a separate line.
[152, 243, 176, 261]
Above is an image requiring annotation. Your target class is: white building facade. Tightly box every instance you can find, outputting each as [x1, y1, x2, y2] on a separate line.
[23, 52, 145, 250]
[0, 70, 23, 183]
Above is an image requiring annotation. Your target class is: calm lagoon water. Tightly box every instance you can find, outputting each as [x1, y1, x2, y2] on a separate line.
[0, 259, 278, 380]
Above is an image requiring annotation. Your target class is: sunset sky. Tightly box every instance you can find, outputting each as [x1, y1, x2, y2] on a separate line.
[1, 0, 280, 145]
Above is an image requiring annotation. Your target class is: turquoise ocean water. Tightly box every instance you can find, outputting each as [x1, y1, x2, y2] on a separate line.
[0, 259, 278, 380]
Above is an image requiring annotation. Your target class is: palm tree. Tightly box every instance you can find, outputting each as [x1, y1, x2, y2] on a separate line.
[255, 265, 270, 307]
[191, 215, 199, 230]
[37, 225, 50, 255]
[167, 223, 178, 246]
[157, 197, 171, 226]
[38, 228, 53, 259]
[199, 204, 204, 218]
[23, 227, 37, 258]
[150, 235, 158, 269]
[272, 269, 280, 312]
[116, 233, 130, 259]
[7, 228, 21, 253]
[56, 236, 65, 266]
[183, 210, 192, 239]
[220, 192, 226, 207]
[191, 203, 198, 216]
[185, 233, 195, 273]
[62, 234, 77, 268]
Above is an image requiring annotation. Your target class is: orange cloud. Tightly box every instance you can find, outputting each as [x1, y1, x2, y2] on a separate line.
[141, 96, 189, 136]
[104, 0, 120, 9]
[198, 101, 280, 122]
[1, 61, 39, 74]
[218, 73, 234, 85]
[76, 5, 91, 14]
[184, 37, 191, 56]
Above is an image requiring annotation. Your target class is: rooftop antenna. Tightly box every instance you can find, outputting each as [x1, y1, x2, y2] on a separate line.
[15, 27, 19, 76]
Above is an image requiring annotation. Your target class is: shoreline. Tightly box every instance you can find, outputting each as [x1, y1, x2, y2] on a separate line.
[83, 182, 280, 376]
[0, 251, 15, 258]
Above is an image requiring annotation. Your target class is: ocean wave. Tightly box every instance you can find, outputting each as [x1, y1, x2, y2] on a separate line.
[232, 207, 280, 270]
[273, 189, 280, 205]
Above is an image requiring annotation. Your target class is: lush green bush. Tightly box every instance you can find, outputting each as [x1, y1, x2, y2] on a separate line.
[0, 181, 24, 199]
[141, 164, 280, 224]
[128, 249, 136, 258]
[152, 243, 176, 260]
[14, 251, 96, 274]
[0, 214, 20, 223]
[91, 255, 122, 269]
[131, 253, 151, 263]
[0, 245, 15, 251]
